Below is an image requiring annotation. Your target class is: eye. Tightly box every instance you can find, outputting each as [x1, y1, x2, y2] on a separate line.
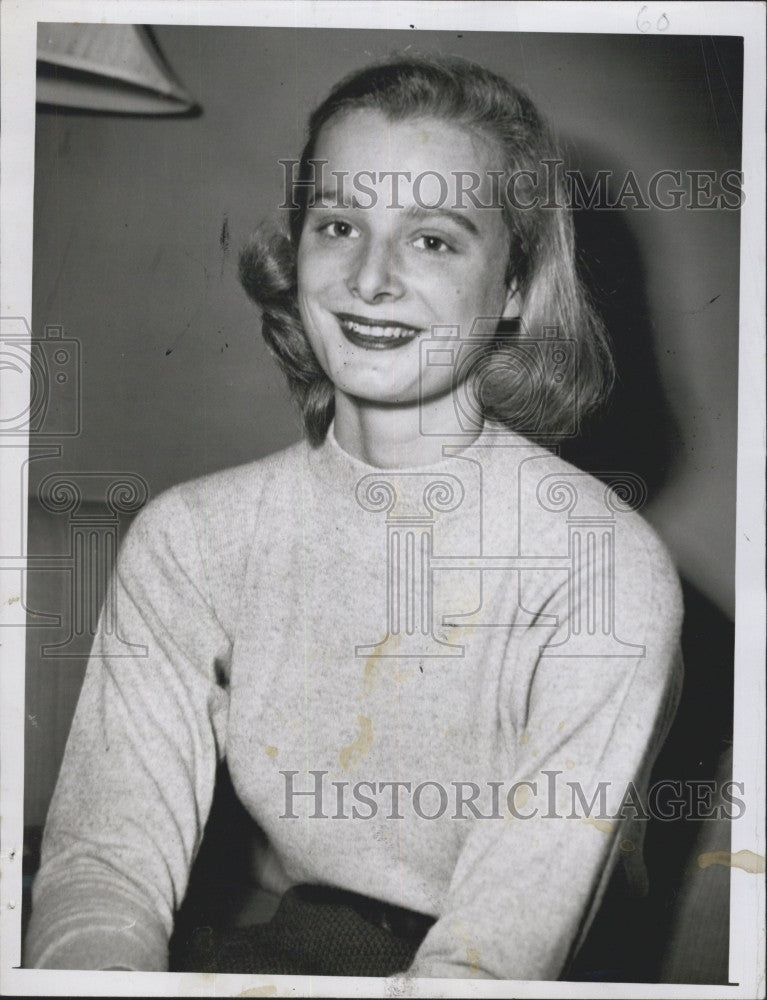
[413, 234, 453, 254]
[318, 220, 359, 239]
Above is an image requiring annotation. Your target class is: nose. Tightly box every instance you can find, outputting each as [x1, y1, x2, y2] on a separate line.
[345, 236, 404, 304]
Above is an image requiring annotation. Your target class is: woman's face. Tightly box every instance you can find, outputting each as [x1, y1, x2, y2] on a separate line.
[297, 109, 518, 412]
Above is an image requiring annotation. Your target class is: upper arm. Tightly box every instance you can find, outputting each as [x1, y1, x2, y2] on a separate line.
[408, 517, 684, 981]
[25, 488, 232, 970]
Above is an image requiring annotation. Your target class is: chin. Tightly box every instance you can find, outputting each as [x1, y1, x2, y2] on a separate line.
[344, 388, 414, 407]
[334, 377, 416, 407]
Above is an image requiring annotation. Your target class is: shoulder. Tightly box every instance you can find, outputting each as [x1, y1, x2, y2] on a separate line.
[120, 439, 307, 587]
[130, 439, 305, 534]
[480, 426, 683, 628]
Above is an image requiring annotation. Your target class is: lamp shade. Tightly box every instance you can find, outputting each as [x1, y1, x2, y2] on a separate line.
[37, 23, 198, 114]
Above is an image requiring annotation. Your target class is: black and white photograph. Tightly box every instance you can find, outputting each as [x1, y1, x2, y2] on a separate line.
[0, 2, 764, 997]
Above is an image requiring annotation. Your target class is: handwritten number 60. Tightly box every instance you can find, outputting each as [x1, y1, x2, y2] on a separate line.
[636, 7, 670, 31]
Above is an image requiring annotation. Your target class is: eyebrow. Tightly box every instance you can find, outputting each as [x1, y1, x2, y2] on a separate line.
[403, 205, 480, 238]
[310, 189, 481, 238]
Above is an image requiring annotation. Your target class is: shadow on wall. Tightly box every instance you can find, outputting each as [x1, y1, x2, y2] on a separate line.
[569, 579, 734, 984]
[560, 182, 681, 499]
[560, 200, 733, 984]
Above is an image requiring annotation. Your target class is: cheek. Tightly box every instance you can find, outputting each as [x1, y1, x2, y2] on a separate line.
[297, 261, 330, 335]
[296, 248, 316, 300]
[297, 235, 327, 291]
[298, 253, 349, 320]
[474, 267, 511, 316]
[439, 282, 504, 326]
[438, 255, 509, 315]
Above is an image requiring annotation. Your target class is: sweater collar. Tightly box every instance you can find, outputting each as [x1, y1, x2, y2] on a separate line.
[304, 419, 499, 497]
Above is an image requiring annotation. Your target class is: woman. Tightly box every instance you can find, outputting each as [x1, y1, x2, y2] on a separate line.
[26, 55, 683, 981]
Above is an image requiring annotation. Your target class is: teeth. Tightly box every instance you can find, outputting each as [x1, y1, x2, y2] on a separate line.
[342, 319, 418, 339]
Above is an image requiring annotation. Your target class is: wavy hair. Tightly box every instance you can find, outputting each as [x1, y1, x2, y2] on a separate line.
[239, 55, 614, 445]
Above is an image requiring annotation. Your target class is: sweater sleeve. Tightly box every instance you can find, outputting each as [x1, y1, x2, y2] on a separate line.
[408, 521, 684, 982]
[24, 488, 231, 971]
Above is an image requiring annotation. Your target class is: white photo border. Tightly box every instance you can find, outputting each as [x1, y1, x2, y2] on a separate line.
[1, 2, 764, 997]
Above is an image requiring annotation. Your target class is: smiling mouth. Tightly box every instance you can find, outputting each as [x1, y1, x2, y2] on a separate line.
[335, 312, 423, 351]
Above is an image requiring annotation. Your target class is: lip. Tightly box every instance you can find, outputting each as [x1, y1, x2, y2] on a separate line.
[335, 312, 424, 351]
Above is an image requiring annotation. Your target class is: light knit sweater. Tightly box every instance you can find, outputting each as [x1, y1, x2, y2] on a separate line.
[25, 422, 683, 979]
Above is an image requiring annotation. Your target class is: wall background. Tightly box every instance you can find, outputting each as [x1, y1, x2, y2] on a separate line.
[26, 28, 742, 825]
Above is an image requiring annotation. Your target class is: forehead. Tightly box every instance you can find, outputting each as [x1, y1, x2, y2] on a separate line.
[312, 109, 504, 209]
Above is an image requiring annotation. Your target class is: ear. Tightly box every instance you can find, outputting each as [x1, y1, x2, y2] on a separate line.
[501, 279, 522, 320]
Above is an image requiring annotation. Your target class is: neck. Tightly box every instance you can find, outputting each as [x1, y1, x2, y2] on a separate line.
[332, 389, 482, 468]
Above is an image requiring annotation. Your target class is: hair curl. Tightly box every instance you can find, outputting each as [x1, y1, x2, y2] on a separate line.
[239, 54, 614, 446]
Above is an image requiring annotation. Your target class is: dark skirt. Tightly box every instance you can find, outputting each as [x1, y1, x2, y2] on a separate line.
[172, 883, 436, 977]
